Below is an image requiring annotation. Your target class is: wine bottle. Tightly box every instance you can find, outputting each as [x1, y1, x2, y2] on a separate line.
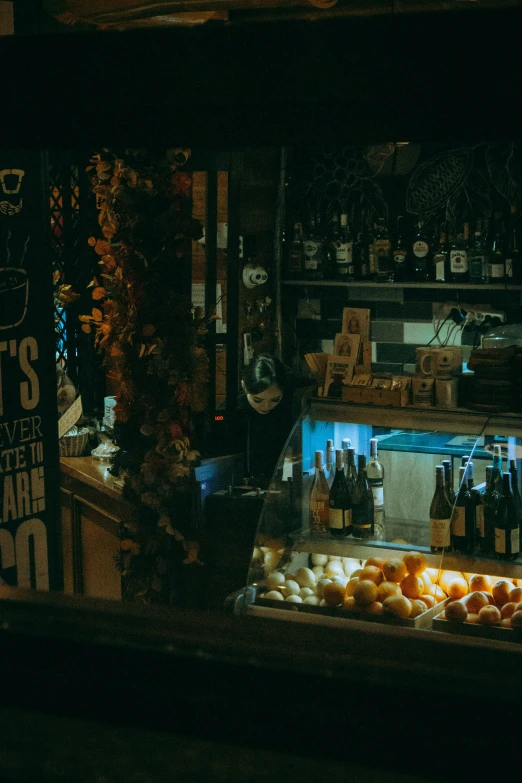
[334, 213, 355, 280]
[345, 446, 358, 493]
[367, 437, 385, 537]
[325, 439, 335, 483]
[352, 454, 374, 539]
[341, 437, 351, 471]
[303, 216, 325, 281]
[309, 450, 330, 536]
[492, 444, 504, 495]
[451, 466, 475, 554]
[430, 465, 453, 553]
[495, 472, 520, 561]
[442, 459, 455, 504]
[287, 221, 304, 278]
[373, 217, 394, 282]
[509, 459, 522, 551]
[464, 460, 478, 544]
[329, 450, 352, 538]
[481, 465, 499, 555]
[392, 215, 409, 283]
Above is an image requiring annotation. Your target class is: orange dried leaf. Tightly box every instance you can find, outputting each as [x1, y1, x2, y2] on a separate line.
[91, 307, 103, 321]
[81, 324, 92, 334]
[92, 287, 106, 301]
[87, 236, 97, 247]
[102, 224, 116, 239]
[78, 315, 93, 323]
[95, 239, 111, 256]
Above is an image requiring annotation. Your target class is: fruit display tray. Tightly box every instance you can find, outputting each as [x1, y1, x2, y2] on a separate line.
[255, 594, 448, 629]
[433, 617, 522, 643]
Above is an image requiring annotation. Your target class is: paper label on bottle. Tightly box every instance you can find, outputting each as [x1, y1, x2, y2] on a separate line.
[371, 486, 384, 509]
[476, 505, 485, 538]
[304, 241, 319, 270]
[469, 254, 485, 277]
[490, 262, 504, 278]
[430, 517, 450, 548]
[450, 250, 468, 273]
[345, 508, 352, 528]
[505, 258, 513, 278]
[310, 501, 328, 534]
[374, 239, 391, 256]
[451, 506, 466, 537]
[336, 242, 353, 265]
[329, 507, 344, 529]
[289, 249, 302, 271]
[394, 250, 407, 265]
[495, 527, 506, 553]
[413, 240, 429, 258]
[434, 256, 445, 281]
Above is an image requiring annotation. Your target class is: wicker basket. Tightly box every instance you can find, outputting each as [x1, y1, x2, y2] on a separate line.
[59, 426, 90, 457]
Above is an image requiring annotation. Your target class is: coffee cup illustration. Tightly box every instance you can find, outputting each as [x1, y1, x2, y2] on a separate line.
[0, 267, 29, 330]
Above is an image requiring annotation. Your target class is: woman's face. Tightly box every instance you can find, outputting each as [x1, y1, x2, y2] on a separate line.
[244, 382, 283, 414]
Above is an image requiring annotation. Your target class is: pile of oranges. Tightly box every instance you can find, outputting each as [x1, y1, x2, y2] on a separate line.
[441, 575, 522, 629]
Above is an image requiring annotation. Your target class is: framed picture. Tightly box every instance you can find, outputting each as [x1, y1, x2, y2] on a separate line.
[334, 332, 361, 362]
[342, 307, 370, 342]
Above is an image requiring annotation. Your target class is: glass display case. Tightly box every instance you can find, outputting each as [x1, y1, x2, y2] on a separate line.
[238, 399, 522, 645]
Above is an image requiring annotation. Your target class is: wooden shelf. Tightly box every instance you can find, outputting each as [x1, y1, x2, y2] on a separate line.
[283, 279, 522, 290]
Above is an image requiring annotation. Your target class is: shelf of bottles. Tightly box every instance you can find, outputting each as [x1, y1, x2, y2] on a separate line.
[284, 207, 522, 288]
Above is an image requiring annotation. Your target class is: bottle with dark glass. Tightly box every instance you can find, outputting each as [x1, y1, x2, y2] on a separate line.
[450, 229, 469, 283]
[392, 215, 409, 282]
[352, 454, 374, 539]
[368, 218, 377, 278]
[509, 459, 522, 550]
[433, 228, 450, 283]
[334, 213, 355, 280]
[356, 213, 372, 279]
[329, 449, 352, 537]
[287, 221, 304, 278]
[412, 218, 432, 281]
[345, 446, 358, 495]
[495, 472, 520, 561]
[492, 444, 504, 495]
[451, 466, 475, 554]
[430, 465, 453, 553]
[489, 228, 505, 282]
[505, 205, 521, 284]
[309, 450, 330, 536]
[468, 219, 488, 284]
[373, 217, 394, 282]
[303, 216, 325, 280]
[442, 459, 455, 505]
[325, 438, 335, 484]
[341, 437, 351, 472]
[481, 465, 499, 555]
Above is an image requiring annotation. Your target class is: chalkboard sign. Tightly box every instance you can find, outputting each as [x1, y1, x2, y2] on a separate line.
[0, 150, 61, 590]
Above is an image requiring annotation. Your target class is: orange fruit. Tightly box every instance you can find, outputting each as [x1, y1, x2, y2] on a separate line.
[478, 605, 501, 625]
[501, 618, 512, 628]
[445, 601, 468, 624]
[439, 570, 465, 594]
[510, 610, 522, 628]
[420, 572, 432, 594]
[353, 579, 379, 606]
[364, 601, 383, 615]
[446, 578, 469, 600]
[418, 594, 436, 609]
[364, 556, 386, 571]
[345, 577, 359, 597]
[462, 572, 475, 583]
[466, 613, 480, 624]
[492, 580, 515, 607]
[382, 594, 412, 619]
[383, 558, 407, 583]
[358, 565, 384, 586]
[429, 584, 447, 603]
[400, 574, 424, 599]
[509, 587, 522, 604]
[342, 595, 357, 612]
[322, 581, 345, 606]
[469, 574, 492, 593]
[463, 591, 490, 614]
[377, 580, 402, 602]
[402, 551, 427, 576]
[410, 599, 427, 619]
[501, 602, 517, 620]
[425, 567, 440, 585]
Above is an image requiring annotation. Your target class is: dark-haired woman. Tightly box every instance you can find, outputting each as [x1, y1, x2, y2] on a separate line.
[236, 354, 312, 488]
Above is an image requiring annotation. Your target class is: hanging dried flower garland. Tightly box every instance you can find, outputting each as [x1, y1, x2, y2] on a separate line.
[80, 148, 209, 604]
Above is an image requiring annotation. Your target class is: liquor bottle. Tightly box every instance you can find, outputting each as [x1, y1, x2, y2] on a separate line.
[494, 472, 520, 561]
[357, 222, 372, 279]
[430, 465, 453, 553]
[309, 450, 330, 536]
[325, 438, 335, 482]
[341, 437, 351, 470]
[442, 459, 455, 504]
[451, 466, 475, 554]
[433, 228, 450, 283]
[505, 205, 521, 284]
[329, 449, 352, 537]
[392, 215, 408, 282]
[450, 230, 469, 283]
[481, 465, 499, 555]
[287, 221, 304, 278]
[367, 437, 385, 536]
[323, 213, 337, 279]
[412, 219, 432, 281]
[509, 459, 522, 548]
[373, 217, 394, 282]
[334, 213, 355, 280]
[468, 220, 488, 284]
[492, 444, 504, 495]
[345, 446, 358, 493]
[368, 219, 377, 277]
[303, 216, 325, 280]
[489, 228, 505, 282]
[352, 454, 374, 539]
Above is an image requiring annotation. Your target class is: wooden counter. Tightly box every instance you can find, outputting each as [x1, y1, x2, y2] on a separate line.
[59, 457, 133, 601]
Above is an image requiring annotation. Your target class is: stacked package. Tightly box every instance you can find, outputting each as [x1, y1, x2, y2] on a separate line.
[467, 347, 522, 413]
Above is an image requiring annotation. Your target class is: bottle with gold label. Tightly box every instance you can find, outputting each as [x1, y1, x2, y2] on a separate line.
[373, 217, 394, 282]
[451, 466, 474, 554]
[329, 450, 352, 538]
[430, 465, 453, 553]
[450, 226, 469, 282]
[309, 450, 330, 536]
[412, 218, 432, 281]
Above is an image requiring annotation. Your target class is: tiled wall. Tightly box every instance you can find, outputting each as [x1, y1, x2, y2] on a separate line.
[292, 286, 522, 376]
